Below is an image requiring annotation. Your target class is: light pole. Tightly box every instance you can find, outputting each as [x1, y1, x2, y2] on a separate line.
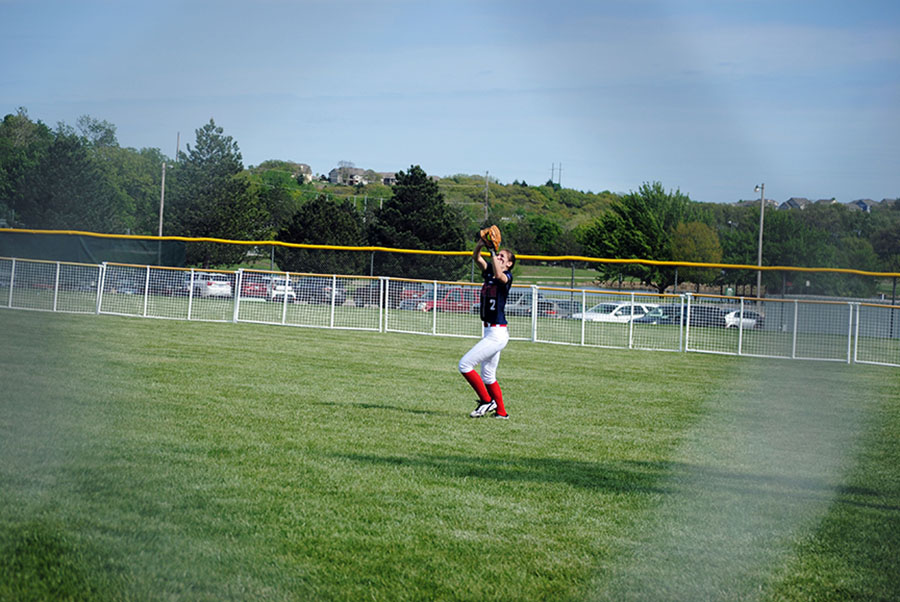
[158, 162, 167, 238]
[754, 183, 765, 299]
[157, 162, 168, 266]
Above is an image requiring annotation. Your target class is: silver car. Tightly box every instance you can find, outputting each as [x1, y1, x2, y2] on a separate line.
[571, 301, 657, 322]
[193, 273, 233, 298]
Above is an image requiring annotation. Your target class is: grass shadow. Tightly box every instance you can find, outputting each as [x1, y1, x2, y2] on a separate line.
[313, 400, 446, 416]
[334, 452, 669, 494]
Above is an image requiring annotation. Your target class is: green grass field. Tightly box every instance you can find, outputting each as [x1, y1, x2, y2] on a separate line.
[1, 309, 898, 601]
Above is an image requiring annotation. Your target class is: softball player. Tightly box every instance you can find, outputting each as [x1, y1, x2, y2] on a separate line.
[459, 237, 515, 419]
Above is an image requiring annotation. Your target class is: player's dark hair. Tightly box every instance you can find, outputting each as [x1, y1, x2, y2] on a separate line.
[504, 250, 516, 269]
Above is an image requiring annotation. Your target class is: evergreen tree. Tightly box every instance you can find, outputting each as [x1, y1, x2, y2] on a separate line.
[368, 165, 467, 280]
[167, 119, 266, 267]
[275, 195, 366, 274]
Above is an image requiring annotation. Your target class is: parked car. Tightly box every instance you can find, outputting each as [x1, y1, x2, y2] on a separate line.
[61, 273, 100, 293]
[192, 273, 233, 298]
[724, 309, 764, 329]
[633, 304, 727, 328]
[502, 291, 581, 319]
[240, 274, 269, 299]
[397, 296, 427, 311]
[267, 277, 296, 303]
[541, 298, 581, 319]
[688, 305, 728, 327]
[352, 280, 426, 309]
[418, 286, 479, 313]
[503, 290, 540, 317]
[571, 301, 657, 322]
[106, 274, 144, 295]
[632, 304, 684, 325]
[148, 271, 182, 296]
[294, 276, 347, 305]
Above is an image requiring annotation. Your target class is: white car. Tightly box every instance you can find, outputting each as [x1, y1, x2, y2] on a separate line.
[267, 277, 296, 303]
[192, 273, 233, 298]
[724, 309, 764, 329]
[571, 301, 657, 322]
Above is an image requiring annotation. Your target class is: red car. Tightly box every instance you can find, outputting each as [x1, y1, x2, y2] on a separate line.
[241, 275, 268, 298]
[418, 286, 480, 313]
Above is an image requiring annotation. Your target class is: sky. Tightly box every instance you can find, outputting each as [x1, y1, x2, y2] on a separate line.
[2, 0, 899, 203]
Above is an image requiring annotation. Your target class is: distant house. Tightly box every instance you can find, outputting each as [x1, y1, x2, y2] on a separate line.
[779, 197, 811, 211]
[879, 198, 898, 208]
[815, 198, 837, 205]
[848, 199, 875, 213]
[295, 163, 313, 183]
[379, 172, 397, 186]
[736, 198, 778, 210]
[328, 166, 368, 185]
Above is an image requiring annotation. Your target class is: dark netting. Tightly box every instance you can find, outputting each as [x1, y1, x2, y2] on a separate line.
[0, 231, 185, 266]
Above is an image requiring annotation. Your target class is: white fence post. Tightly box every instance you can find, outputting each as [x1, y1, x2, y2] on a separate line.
[379, 277, 387, 333]
[329, 274, 337, 328]
[282, 272, 290, 325]
[97, 262, 107, 314]
[431, 281, 437, 335]
[628, 291, 635, 349]
[684, 293, 693, 351]
[791, 300, 799, 359]
[186, 269, 195, 320]
[142, 265, 150, 318]
[52, 261, 60, 312]
[579, 289, 586, 346]
[233, 269, 243, 323]
[6, 258, 15, 308]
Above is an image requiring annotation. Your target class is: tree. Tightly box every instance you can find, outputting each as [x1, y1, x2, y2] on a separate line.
[16, 125, 132, 232]
[671, 221, 723, 289]
[760, 210, 833, 294]
[76, 115, 118, 147]
[275, 196, 367, 274]
[0, 108, 53, 226]
[368, 165, 468, 280]
[578, 182, 699, 293]
[167, 119, 267, 267]
[502, 214, 572, 259]
[871, 221, 900, 272]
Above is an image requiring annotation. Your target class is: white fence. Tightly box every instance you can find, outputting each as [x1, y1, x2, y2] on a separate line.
[2, 257, 898, 368]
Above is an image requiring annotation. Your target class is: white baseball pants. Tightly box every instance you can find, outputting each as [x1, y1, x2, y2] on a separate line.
[458, 325, 509, 384]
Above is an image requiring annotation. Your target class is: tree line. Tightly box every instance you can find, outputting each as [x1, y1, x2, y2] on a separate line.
[2, 109, 898, 294]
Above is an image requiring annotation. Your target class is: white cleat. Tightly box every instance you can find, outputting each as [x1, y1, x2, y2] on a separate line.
[469, 400, 497, 418]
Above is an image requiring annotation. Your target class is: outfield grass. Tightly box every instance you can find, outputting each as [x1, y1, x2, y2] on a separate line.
[1, 309, 898, 601]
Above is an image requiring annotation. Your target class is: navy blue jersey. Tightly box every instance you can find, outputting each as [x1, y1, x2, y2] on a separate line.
[480, 266, 512, 324]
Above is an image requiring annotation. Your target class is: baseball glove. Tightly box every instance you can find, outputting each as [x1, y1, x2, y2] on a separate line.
[479, 225, 501, 252]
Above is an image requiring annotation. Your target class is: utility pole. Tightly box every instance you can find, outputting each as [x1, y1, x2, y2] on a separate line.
[754, 183, 765, 299]
[550, 163, 562, 188]
[157, 162, 167, 266]
[158, 162, 167, 238]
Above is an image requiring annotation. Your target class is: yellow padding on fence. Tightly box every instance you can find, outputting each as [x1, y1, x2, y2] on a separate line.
[3, 227, 899, 278]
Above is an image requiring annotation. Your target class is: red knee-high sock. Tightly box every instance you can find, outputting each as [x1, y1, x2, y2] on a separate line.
[485, 381, 506, 415]
[461, 370, 491, 403]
